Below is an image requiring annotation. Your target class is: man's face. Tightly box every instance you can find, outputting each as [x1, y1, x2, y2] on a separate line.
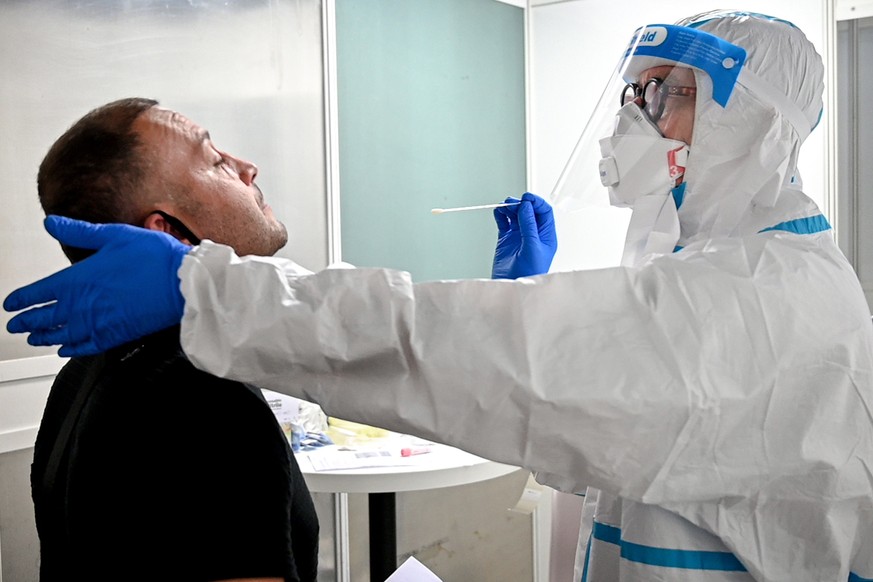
[133, 106, 288, 256]
[636, 65, 697, 145]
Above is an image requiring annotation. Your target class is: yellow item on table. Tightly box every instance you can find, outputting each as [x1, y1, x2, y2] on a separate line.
[326, 417, 391, 445]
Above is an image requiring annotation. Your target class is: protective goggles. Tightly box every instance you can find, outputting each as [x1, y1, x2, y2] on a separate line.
[620, 78, 697, 124]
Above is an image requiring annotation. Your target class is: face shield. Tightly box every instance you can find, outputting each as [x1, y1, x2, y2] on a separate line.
[550, 23, 747, 214]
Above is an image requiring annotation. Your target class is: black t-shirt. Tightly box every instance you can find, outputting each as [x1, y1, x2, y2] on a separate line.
[31, 327, 318, 581]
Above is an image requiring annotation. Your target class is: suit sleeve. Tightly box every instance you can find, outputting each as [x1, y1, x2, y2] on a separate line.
[179, 236, 873, 507]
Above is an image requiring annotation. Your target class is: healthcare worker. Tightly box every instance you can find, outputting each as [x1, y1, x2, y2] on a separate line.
[5, 10, 873, 582]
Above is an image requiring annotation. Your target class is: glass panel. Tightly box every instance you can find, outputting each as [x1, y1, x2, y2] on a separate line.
[837, 20, 855, 264]
[855, 19, 873, 290]
[0, 0, 327, 360]
[336, 0, 527, 282]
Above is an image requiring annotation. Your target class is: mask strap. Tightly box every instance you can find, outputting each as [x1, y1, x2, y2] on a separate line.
[153, 211, 201, 245]
[737, 68, 812, 141]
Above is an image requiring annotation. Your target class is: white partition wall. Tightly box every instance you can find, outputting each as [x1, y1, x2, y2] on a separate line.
[0, 0, 329, 363]
[837, 12, 873, 309]
[0, 2, 328, 579]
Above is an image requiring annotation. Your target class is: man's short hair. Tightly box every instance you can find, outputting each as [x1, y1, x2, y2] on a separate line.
[38, 97, 158, 262]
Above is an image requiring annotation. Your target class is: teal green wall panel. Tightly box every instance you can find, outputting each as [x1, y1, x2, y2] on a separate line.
[337, 0, 526, 281]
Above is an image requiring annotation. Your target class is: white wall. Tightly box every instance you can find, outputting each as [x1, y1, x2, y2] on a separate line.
[0, 1, 327, 578]
[529, 0, 831, 271]
[0, 357, 63, 582]
[0, 0, 329, 362]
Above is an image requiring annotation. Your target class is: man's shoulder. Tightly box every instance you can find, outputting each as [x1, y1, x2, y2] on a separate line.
[38, 327, 274, 461]
[138, 332, 275, 414]
[107, 326, 221, 382]
[53, 327, 262, 414]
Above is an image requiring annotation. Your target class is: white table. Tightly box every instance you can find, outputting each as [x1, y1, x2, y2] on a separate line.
[297, 443, 521, 581]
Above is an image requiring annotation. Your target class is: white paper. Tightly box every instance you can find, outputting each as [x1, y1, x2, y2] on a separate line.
[385, 557, 443, 582]
[260, 388, 302, 424]
[305, 449, 416, 471]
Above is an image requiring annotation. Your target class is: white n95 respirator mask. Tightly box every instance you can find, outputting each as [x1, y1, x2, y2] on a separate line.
[598, 102, 688, 208]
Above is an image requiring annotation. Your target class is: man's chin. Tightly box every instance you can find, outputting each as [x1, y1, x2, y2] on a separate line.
[230, 224, 287, 257]
[267, 223, 289, 256]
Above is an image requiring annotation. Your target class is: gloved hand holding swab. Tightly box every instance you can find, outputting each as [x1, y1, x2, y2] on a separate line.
[431, 201, 521, 215]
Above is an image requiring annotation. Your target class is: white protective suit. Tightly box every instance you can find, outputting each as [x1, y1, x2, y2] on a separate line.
[176, 11, 873, 582]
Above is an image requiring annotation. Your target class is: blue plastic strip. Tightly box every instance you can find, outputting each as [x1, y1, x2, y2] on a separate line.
[671, 182, 687, 209]
[621, 540, 747, 571]
[674, 213, 829, 254]
[623, 24, 746, 107]
[592, 520, 869, 579]
[580, 536, 593, 582]
[813, 106, 824, 132]
[592, 521, 747, 572]
[593, 521, 622, 545]
[759, 214, 831, 235]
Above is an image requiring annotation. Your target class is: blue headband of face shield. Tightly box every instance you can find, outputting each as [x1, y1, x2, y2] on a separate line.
[621, 24, 747, 108]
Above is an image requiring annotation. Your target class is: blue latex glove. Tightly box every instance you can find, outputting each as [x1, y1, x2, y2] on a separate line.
[491, 192, 557, 279]
[4, 216, 190, 357]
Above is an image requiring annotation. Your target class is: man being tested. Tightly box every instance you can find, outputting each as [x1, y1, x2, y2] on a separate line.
[7, 11, 873, 582]
[27, 98, 318, 581]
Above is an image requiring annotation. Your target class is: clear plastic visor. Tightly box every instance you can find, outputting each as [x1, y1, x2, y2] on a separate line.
[549, 23, 746, 213]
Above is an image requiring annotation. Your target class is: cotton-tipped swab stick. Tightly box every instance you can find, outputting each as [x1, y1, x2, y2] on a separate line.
[430, 201, 521, 215]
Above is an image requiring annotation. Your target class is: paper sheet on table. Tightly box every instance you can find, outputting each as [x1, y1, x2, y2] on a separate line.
[305, 449, 417, 471]
[385, 557, 443, 582]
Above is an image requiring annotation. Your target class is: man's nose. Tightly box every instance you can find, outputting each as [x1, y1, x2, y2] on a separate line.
[234, 157, 258, 185]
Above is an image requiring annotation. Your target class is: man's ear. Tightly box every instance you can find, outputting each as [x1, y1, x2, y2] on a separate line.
[142, 211, 195, 245]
